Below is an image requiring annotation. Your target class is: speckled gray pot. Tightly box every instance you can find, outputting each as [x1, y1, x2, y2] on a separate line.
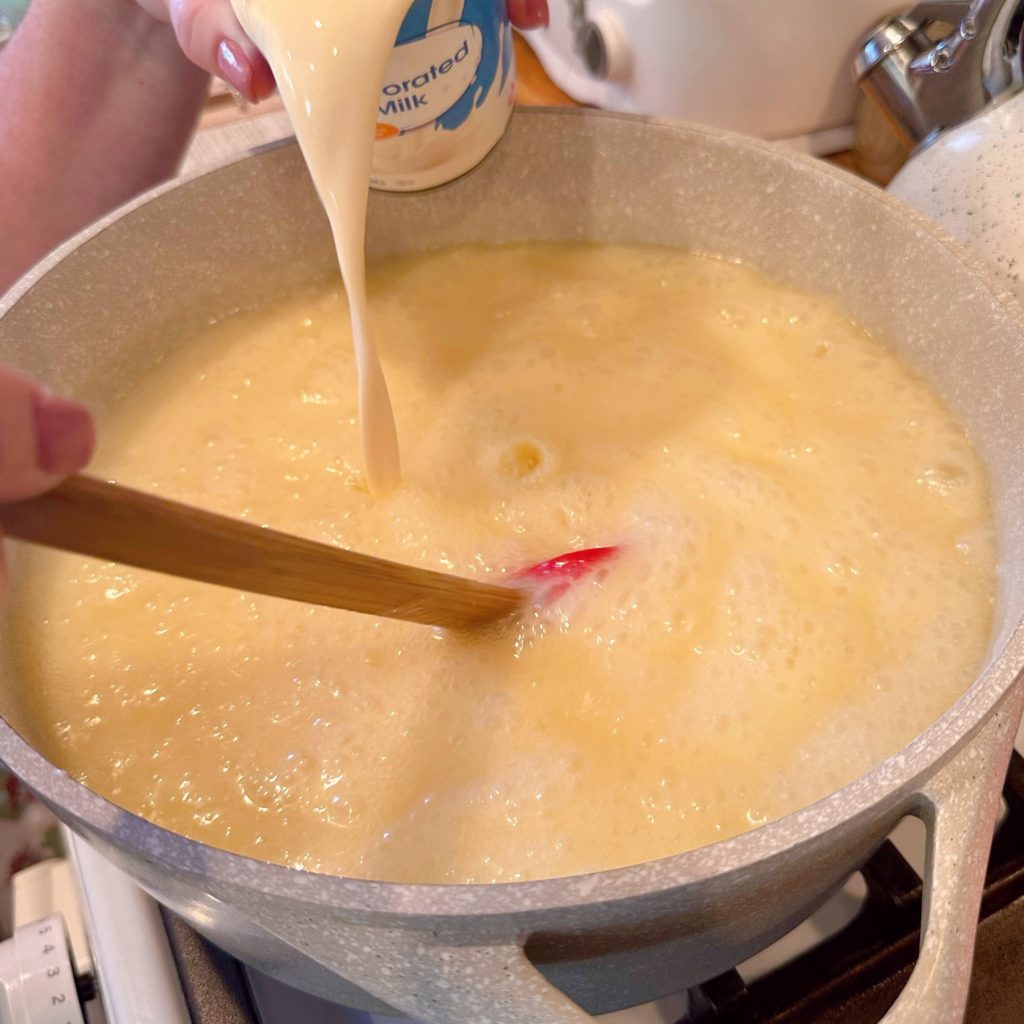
[2, 110, 1024, 1024]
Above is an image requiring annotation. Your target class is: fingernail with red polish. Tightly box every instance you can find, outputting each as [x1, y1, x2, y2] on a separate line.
[250, 53, 277, 102]
[524, 0, 549, 28]
[33, 392, 96, 475]
[217, 38, 254, 100]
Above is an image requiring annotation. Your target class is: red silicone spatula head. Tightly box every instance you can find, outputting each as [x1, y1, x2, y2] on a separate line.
[514, 545, 620, 606]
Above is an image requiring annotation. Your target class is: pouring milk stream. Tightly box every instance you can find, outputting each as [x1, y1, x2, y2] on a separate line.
[230, 0, 516, 493]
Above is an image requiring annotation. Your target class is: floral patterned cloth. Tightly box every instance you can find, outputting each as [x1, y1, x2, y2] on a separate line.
[0, 770, 62, 938]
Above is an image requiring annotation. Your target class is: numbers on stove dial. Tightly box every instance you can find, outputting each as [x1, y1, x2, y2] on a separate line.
[0, 913, 87, 1024]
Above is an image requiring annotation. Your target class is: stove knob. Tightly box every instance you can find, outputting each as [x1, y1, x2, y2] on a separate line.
[0, 914, 86, 1024]
[577, 11, 632, 83]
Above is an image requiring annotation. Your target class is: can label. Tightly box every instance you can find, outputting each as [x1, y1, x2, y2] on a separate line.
[372, 0, 516, 191]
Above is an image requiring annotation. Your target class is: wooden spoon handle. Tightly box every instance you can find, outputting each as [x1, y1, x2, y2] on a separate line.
[0, 475, 522, 630]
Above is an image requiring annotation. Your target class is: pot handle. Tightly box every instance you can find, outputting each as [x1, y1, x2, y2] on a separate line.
[387, 686, 1024, 1024]
[874, 682, 1024, 1024]
[264, 686, 1024, 1024]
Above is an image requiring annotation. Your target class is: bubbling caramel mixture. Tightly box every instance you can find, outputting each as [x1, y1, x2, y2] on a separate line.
[9, 243, 995, 883]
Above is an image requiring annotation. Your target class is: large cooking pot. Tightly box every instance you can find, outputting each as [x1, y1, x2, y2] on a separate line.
[1, 109, 1023, 1024]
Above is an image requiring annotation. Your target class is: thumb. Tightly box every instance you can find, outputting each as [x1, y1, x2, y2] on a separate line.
[0, 369, 95, 504]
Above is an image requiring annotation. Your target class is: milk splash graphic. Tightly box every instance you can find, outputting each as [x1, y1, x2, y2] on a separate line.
[232, 0, 515, 492]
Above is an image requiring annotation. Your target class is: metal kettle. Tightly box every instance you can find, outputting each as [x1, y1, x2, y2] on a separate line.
[853, 0, 1024, 182]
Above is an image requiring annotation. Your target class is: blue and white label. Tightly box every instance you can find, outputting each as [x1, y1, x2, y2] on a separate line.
[373, 0, 515, 190]
[378, 23, 483, 134]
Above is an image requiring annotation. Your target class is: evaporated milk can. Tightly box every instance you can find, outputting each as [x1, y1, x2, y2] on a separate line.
[371, 0, 517, 191]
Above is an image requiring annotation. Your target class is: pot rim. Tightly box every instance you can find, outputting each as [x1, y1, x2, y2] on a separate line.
[3, 107, 1024, 920]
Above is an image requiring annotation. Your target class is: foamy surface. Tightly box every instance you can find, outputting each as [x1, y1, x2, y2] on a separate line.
[10, 243, 995, 883]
